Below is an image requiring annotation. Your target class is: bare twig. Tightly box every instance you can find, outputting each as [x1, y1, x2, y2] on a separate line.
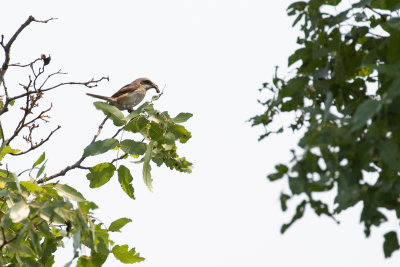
[41, 76, 109, 92]
[38, 69, 66, 90]
[8, 76, 109, 103]
[37, 116, 109, 184]
[11, 125, 61, 156]
[7, 91, 43, 144]
[8, 57, 42, 67]
[0, 16, 56, 87]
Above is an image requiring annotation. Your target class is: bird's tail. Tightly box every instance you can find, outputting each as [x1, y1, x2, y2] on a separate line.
[86, 93, 113, 102]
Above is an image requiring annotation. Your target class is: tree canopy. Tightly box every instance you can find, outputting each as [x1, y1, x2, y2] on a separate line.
[0, 16, 192, 266]
[251, 0, 400, 258]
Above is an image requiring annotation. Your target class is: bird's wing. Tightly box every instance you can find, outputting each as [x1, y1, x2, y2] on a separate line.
[111, 82, 140, 98]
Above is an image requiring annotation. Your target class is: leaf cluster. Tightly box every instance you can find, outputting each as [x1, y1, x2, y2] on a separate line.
[251, 0, 400, 258]
[89, 100, 193, 191]
[0, 162, 143, 266]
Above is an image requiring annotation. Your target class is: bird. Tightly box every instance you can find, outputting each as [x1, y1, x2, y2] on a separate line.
[87, 77, 160, 111]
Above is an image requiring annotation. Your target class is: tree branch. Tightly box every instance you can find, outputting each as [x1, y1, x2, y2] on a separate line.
[8, 76, 109, 103]
[0, 16, 56, 87]
[0, 227, 17, 251]
[37, 116, 109, 184]
[11, 125, 61, 156]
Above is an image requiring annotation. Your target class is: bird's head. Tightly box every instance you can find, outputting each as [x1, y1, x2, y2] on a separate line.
[137, 78, 160, 93]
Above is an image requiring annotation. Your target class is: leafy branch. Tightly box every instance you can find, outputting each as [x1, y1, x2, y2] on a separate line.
[251, 0, 400, 258]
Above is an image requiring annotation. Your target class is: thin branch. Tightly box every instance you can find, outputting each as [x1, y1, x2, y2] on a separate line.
[8, 76, 109, 102]
[11, 125, 61, 156]
[41, 76, 109, 92]
[0, 226, 17, 251]
[0, 121, 4, 144]
[38, 69, 66, 90]
[0, 16, 56, 86]
[111, 127, 124, 139]
[37, 116, 109, 184]
[7, 90, 36, 144]
[8, 57, 41, 67]
[111, 153, 128, 164]
[0, 80, 11, 116]
[34, 220, 46, 229]
[7, 89, 31, 144]
[366, 5, 385, 17]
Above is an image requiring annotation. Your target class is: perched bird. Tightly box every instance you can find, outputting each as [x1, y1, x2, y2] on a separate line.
[87, 78, 159, 111]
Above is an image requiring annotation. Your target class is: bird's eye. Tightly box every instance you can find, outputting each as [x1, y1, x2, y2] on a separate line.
[142, 80, 152, 85]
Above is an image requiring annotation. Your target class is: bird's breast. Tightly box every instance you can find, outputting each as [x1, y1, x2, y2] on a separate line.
[116, 88, 146, 109]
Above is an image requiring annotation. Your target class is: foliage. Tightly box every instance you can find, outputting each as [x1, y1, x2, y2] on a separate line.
[0, 16, 192, 265]
[251, 0, 400, 258]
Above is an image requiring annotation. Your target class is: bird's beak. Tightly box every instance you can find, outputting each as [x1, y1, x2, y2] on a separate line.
[153, 84, 160, 93]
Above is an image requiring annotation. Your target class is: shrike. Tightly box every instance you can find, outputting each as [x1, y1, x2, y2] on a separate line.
[87, 78, 159, 110]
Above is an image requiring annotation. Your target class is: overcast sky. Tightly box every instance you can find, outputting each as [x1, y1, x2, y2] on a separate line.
[1, 0, 400, 266]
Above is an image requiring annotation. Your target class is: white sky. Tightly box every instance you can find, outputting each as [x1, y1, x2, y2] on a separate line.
[1, 0, 400, 266]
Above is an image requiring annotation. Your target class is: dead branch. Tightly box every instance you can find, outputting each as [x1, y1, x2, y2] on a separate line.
[38, 69, 66, 90]
[8, 57, 42, 68]
[11, 125, 61, 156]
[8, 76, 109, 103]
[0, 16, 56, 86]
[7, 90, 44, 144]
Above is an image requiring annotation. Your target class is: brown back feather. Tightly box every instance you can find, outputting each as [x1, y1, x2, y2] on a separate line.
[111, 81, 140, 98]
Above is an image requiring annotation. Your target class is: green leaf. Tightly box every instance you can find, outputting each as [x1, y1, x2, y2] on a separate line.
[268, 164, 289, 181]
[149, 122, 164, 141]
[33, 152, 45, 168]
[109, 217, 132, 232]
[36, 159, 47, 178]
[9, 201, 30, 222]
[384, 78, 400, 102]
[379, 139, 399, 171]
[143, 141, 153, 191]
[280, 193, 290, 211]
[83, 139, 119, 157]
[384, 231, 400, 258]
[281, 200, 306, 233]
[91, 250, 109, 266]
[120, 140, 146, 156]
[323, 91, 333, 122]
[350, 99, 381, 132]
[112, 245, 144, 264]
[37, 222, 50, 236]
[54, 184, 86, 202]
[171, 112, 193, 123]
[126, 102, 150, 120]
[170, 124, 191, 143]
[125, 116, 148, 133]
[163, 132, 175, 150]
[77, 256, 94, 267]
[117, 165, 135, 199]
[86, 163, 116, 188]
[20, 181, 43, 193]
[79, 201, 99, 214]
[94, 101, 126, 126]
[39, 236, 57, 266]
[0, 145, 20, 160]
